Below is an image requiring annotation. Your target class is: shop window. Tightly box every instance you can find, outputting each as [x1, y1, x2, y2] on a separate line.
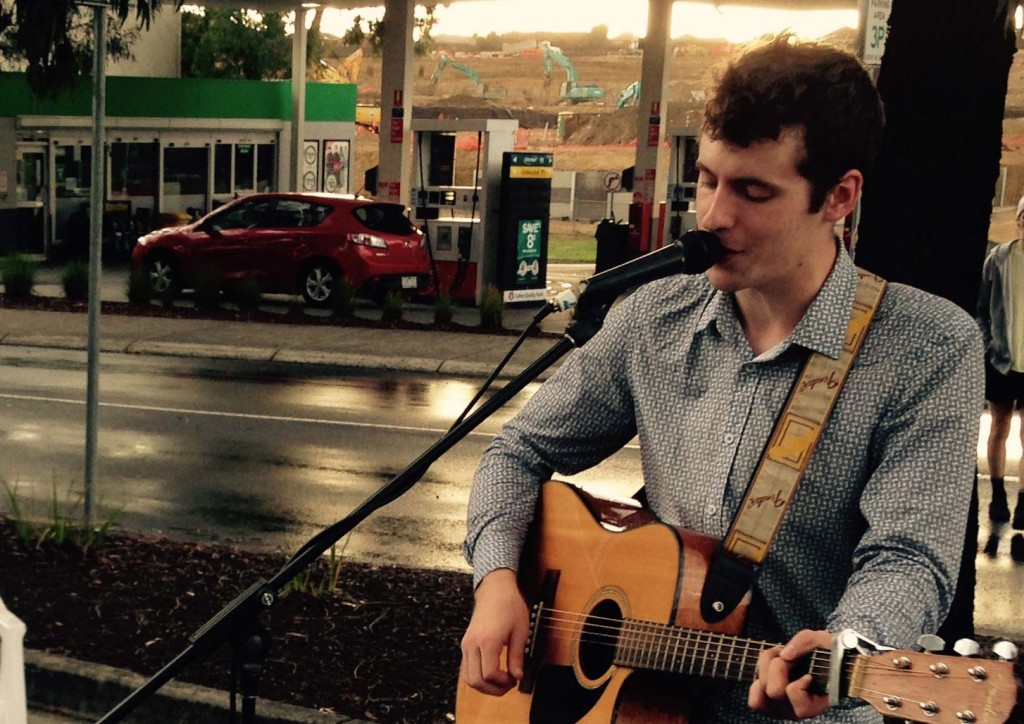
[164, 147, 208, 195]
[256, 144, 275, 193]
[55, 145, 91, 197]
[214, 143, 232, 194]
[16, 151, 44, 203]
[234, 144, 254, 193]
[110, 142, 158, 196]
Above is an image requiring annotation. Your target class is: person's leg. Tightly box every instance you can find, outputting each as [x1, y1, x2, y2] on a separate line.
[987, 399, 1013, 522]
[1015, 400, 1024, 530]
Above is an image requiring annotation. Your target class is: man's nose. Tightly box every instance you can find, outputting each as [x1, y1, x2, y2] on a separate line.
[697, 186, 735, 232]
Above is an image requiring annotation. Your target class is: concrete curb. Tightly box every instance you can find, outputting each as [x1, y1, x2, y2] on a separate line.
[26, 649, 364, 723]
[0, 335, 558, 381]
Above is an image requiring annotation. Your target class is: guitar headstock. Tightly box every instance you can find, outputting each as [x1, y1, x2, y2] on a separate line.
[847, 646, 1021, 724]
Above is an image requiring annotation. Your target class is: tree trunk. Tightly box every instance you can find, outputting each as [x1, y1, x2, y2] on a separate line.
[855, 0, 1017, 648]
[857, 0, 1015, 314]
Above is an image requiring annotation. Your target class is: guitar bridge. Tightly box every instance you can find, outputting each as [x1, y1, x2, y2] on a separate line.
[519, 569, 560, 694]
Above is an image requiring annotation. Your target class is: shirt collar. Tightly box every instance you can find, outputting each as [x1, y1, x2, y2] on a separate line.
[695, 243, 857, 361]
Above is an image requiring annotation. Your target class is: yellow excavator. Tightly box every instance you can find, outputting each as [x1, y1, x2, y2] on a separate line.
[312, 48, 379, 130]
[314, 47, 363, 84]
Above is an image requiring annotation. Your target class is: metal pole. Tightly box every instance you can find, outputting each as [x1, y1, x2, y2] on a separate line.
[85, 1, 107, 531]
[289, 4, 307, 191]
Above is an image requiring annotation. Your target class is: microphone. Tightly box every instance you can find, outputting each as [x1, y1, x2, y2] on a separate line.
[552, 229, 724, 316]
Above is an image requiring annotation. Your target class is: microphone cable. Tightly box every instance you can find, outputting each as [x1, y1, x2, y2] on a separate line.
[447, 302, 554, 431]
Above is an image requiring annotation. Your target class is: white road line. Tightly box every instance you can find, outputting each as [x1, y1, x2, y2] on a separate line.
[0, 392, 480, 437]
[0, 392, 643, 450]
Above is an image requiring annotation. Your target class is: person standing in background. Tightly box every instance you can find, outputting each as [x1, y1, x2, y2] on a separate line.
[977, 196, 1024, 533]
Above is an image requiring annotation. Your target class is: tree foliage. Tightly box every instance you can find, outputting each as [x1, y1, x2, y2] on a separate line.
[339, 6, 436, 57]
[0, 0, 179, 98]
[181, 8, 291, 80]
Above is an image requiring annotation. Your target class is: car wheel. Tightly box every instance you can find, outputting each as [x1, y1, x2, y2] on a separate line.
[145, 252, 181, 299]
[301, 261, 341, 308]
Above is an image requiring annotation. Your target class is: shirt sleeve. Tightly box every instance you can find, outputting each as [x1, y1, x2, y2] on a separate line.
[463, 298, 642, 588]
[975, 253, 994, 352]
[827, 309, 984, 647]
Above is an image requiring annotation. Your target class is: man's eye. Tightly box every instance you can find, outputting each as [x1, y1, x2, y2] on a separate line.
[743, 186, 773, 202]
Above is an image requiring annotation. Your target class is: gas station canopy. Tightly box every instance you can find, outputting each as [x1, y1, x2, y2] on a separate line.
[197, 0, 859, 11]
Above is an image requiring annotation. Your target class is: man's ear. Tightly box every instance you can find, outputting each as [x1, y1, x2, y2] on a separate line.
[822, 170, 863, 222]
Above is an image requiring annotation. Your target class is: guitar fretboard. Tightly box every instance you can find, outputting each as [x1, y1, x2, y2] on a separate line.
[613, 618, 830, 686]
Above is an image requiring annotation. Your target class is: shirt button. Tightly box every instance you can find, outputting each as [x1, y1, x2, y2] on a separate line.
[708, 505, 719, 515]
[724, 434, 735, 444]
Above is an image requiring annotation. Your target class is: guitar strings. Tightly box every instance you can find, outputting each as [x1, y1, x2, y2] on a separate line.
[530, 608, 980, 683]
[534, 608, 827, 678]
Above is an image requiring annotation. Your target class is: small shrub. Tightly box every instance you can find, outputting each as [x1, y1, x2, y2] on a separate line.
[381, 291, 404, 324]
[478, 284, 504, 332]
[332, 278, 356, 318]
[192, 266, 222, 310]
[433, 292, 455, 326]
[230, 277, 262, 312]
[2, 478, 121, 554]
[125, 268, 151, 305]
[280, 544, 344, 599]
[1, 254, 37, 300]
[60, 260, 89, 302]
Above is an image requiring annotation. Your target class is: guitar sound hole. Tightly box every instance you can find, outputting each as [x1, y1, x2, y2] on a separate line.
[579, 598, 623, 681]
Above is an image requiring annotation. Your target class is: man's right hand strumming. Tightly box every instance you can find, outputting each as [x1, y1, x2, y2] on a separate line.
[459, 568, 530, 696]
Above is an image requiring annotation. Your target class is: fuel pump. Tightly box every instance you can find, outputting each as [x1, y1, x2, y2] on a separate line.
[666, 126, 701, 241]
[410, 119, 518, 304]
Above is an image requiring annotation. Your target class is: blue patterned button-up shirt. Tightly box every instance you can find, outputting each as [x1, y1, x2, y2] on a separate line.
[464, 249, 984, 723]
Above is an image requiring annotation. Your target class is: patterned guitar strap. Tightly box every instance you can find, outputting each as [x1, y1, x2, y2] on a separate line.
[699, 269, 888, 623]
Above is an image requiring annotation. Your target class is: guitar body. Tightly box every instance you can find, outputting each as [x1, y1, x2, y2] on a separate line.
[456, 480, 749, 724]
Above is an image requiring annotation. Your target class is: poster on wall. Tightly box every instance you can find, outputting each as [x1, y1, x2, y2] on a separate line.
[301, 140, 319, 192]
[322, 140, 350, 194]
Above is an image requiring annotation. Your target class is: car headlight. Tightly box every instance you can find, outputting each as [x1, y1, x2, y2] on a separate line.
[347, 233, 387, 249]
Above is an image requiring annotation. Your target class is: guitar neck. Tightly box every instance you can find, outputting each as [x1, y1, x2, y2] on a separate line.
[614, 619, 831, 689]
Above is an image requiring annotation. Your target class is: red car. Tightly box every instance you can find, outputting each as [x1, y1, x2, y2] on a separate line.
[131, 193, 432, 307]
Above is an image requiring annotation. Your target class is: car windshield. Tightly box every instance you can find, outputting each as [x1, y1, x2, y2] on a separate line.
[351, 204, 415, 235]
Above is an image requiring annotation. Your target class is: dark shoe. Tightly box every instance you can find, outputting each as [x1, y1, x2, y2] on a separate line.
[990, 494, 1010, 523]
[1013, 500, 1024, 531]
[984, 533, 1000, 557]
[1011, 534, 1024, 563]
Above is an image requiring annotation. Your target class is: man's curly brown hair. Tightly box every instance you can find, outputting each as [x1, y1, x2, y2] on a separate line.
[703, 34, 884, 212]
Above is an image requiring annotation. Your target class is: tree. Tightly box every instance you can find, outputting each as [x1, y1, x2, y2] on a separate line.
[855, 0, 1018, 644]
[339, 6, 436, 57]
[857, 0, 1016, 313]
[0, 0, 179, 98]
[181, 8, 291, 80]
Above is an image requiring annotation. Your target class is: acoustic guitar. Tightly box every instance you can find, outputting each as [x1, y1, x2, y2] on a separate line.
[456, 480, 1021, 723]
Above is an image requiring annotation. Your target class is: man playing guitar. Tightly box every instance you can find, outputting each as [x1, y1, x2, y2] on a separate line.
[460, 35, 985, 722]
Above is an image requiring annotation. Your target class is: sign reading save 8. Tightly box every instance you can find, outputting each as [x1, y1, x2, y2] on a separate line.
[516, 219, 542, 284]
[863, 0, 892, 66]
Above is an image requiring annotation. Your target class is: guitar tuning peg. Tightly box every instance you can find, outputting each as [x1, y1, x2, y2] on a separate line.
[916, 634, 945, 653]
[953, 638, 981, 657]
[992, 640, 1019, 661]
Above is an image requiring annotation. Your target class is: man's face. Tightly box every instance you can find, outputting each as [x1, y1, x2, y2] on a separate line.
[1017, 211, 1024, 239]
[695, 129, 839, 296]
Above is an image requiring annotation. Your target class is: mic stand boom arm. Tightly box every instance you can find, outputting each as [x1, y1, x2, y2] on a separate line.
[98, 334, 581, 724]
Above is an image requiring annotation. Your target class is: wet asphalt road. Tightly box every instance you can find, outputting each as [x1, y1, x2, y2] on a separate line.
[0, 345, 642, 571]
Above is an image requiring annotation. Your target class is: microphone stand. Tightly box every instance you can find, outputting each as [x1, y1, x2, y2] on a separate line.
[97, 310, 606, 724]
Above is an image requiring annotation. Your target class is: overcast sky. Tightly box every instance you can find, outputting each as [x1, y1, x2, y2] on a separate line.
[319, 2, 859, 43]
